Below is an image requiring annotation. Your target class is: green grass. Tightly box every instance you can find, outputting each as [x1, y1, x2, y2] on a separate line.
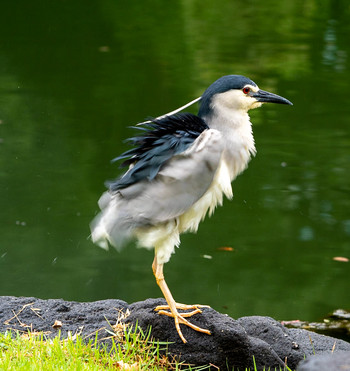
[0, 326, 294, 371]
[0, 325, 206, 371]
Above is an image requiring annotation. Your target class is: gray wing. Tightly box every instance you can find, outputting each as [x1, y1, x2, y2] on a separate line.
[116, 128, 224, 225]
[90, 128, 224, 249]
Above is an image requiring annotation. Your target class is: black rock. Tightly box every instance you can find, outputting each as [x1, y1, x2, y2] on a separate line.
[1, 296, 349, 370]
[237, 316, 303, 369]
[0, 296, 128, 341]
[236, 316, 350, 370]
[126, 298, 253, 370]
[127, 300, 350, 370]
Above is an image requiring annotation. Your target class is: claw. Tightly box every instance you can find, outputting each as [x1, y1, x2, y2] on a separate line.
[152, 256, 211, 343]
[155, 304, 211, 343]
[155, 303, 210, 311]
[156, 308, 202, 317]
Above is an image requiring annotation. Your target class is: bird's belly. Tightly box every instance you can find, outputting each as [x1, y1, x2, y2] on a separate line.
[178, 158, 233, 233]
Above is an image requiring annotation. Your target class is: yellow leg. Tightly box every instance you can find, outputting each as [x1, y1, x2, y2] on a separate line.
[152, 256, 211, 343]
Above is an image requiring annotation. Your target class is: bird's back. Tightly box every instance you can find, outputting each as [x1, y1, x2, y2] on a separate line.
[107, 113, 209, 191]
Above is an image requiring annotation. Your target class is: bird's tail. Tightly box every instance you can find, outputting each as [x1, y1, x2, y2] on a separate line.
[90, 191, 133, 250]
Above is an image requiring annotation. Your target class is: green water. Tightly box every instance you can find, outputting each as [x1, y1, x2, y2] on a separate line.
[0, 1, 349, 324]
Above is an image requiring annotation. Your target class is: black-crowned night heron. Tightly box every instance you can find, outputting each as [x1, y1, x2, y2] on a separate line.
[91, 75, 292, 343]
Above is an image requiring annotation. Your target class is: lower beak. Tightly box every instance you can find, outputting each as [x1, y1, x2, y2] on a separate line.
[253, 90, 293, 105]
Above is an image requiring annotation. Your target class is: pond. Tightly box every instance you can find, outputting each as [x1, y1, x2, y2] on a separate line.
[0, 0, 349, 326]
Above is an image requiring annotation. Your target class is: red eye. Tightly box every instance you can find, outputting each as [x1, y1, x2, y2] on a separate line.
[243, 87, 250, 94]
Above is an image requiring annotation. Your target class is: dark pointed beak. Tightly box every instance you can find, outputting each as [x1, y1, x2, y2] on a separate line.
[252, 90, 293, 105]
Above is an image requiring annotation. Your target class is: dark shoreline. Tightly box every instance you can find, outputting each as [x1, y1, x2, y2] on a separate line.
[1, 296, 349, 370]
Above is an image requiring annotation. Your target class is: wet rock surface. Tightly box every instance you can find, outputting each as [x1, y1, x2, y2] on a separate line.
[282, 308, 350, 342]
[1, 296, 349, 370]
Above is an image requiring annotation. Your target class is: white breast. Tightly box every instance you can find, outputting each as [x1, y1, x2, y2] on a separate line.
[178, 157, 233, 234]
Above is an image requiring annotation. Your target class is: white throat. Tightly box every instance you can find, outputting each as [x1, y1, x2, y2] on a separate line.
[203, 99, 257, 181]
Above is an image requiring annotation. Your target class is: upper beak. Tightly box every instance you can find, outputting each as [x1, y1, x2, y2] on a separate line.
[252, 90, 293, 105]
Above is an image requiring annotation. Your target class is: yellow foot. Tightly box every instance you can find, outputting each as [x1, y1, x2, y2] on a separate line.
[154, 303, 211, 343]
[155, 303, 210, 317]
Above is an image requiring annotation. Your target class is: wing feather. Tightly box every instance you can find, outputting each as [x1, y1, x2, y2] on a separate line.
[107, 113, 209, 190]
[91, 118, 224, 250]
[116, 128, 224, 225]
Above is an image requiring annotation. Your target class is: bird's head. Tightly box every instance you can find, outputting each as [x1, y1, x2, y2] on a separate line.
[198, 75, 292, 118]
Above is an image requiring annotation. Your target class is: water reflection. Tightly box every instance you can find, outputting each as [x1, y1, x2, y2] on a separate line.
[322, 19, 347, 71]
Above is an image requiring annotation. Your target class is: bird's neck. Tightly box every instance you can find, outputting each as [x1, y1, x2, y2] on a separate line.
[204, 108, 256, 180]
